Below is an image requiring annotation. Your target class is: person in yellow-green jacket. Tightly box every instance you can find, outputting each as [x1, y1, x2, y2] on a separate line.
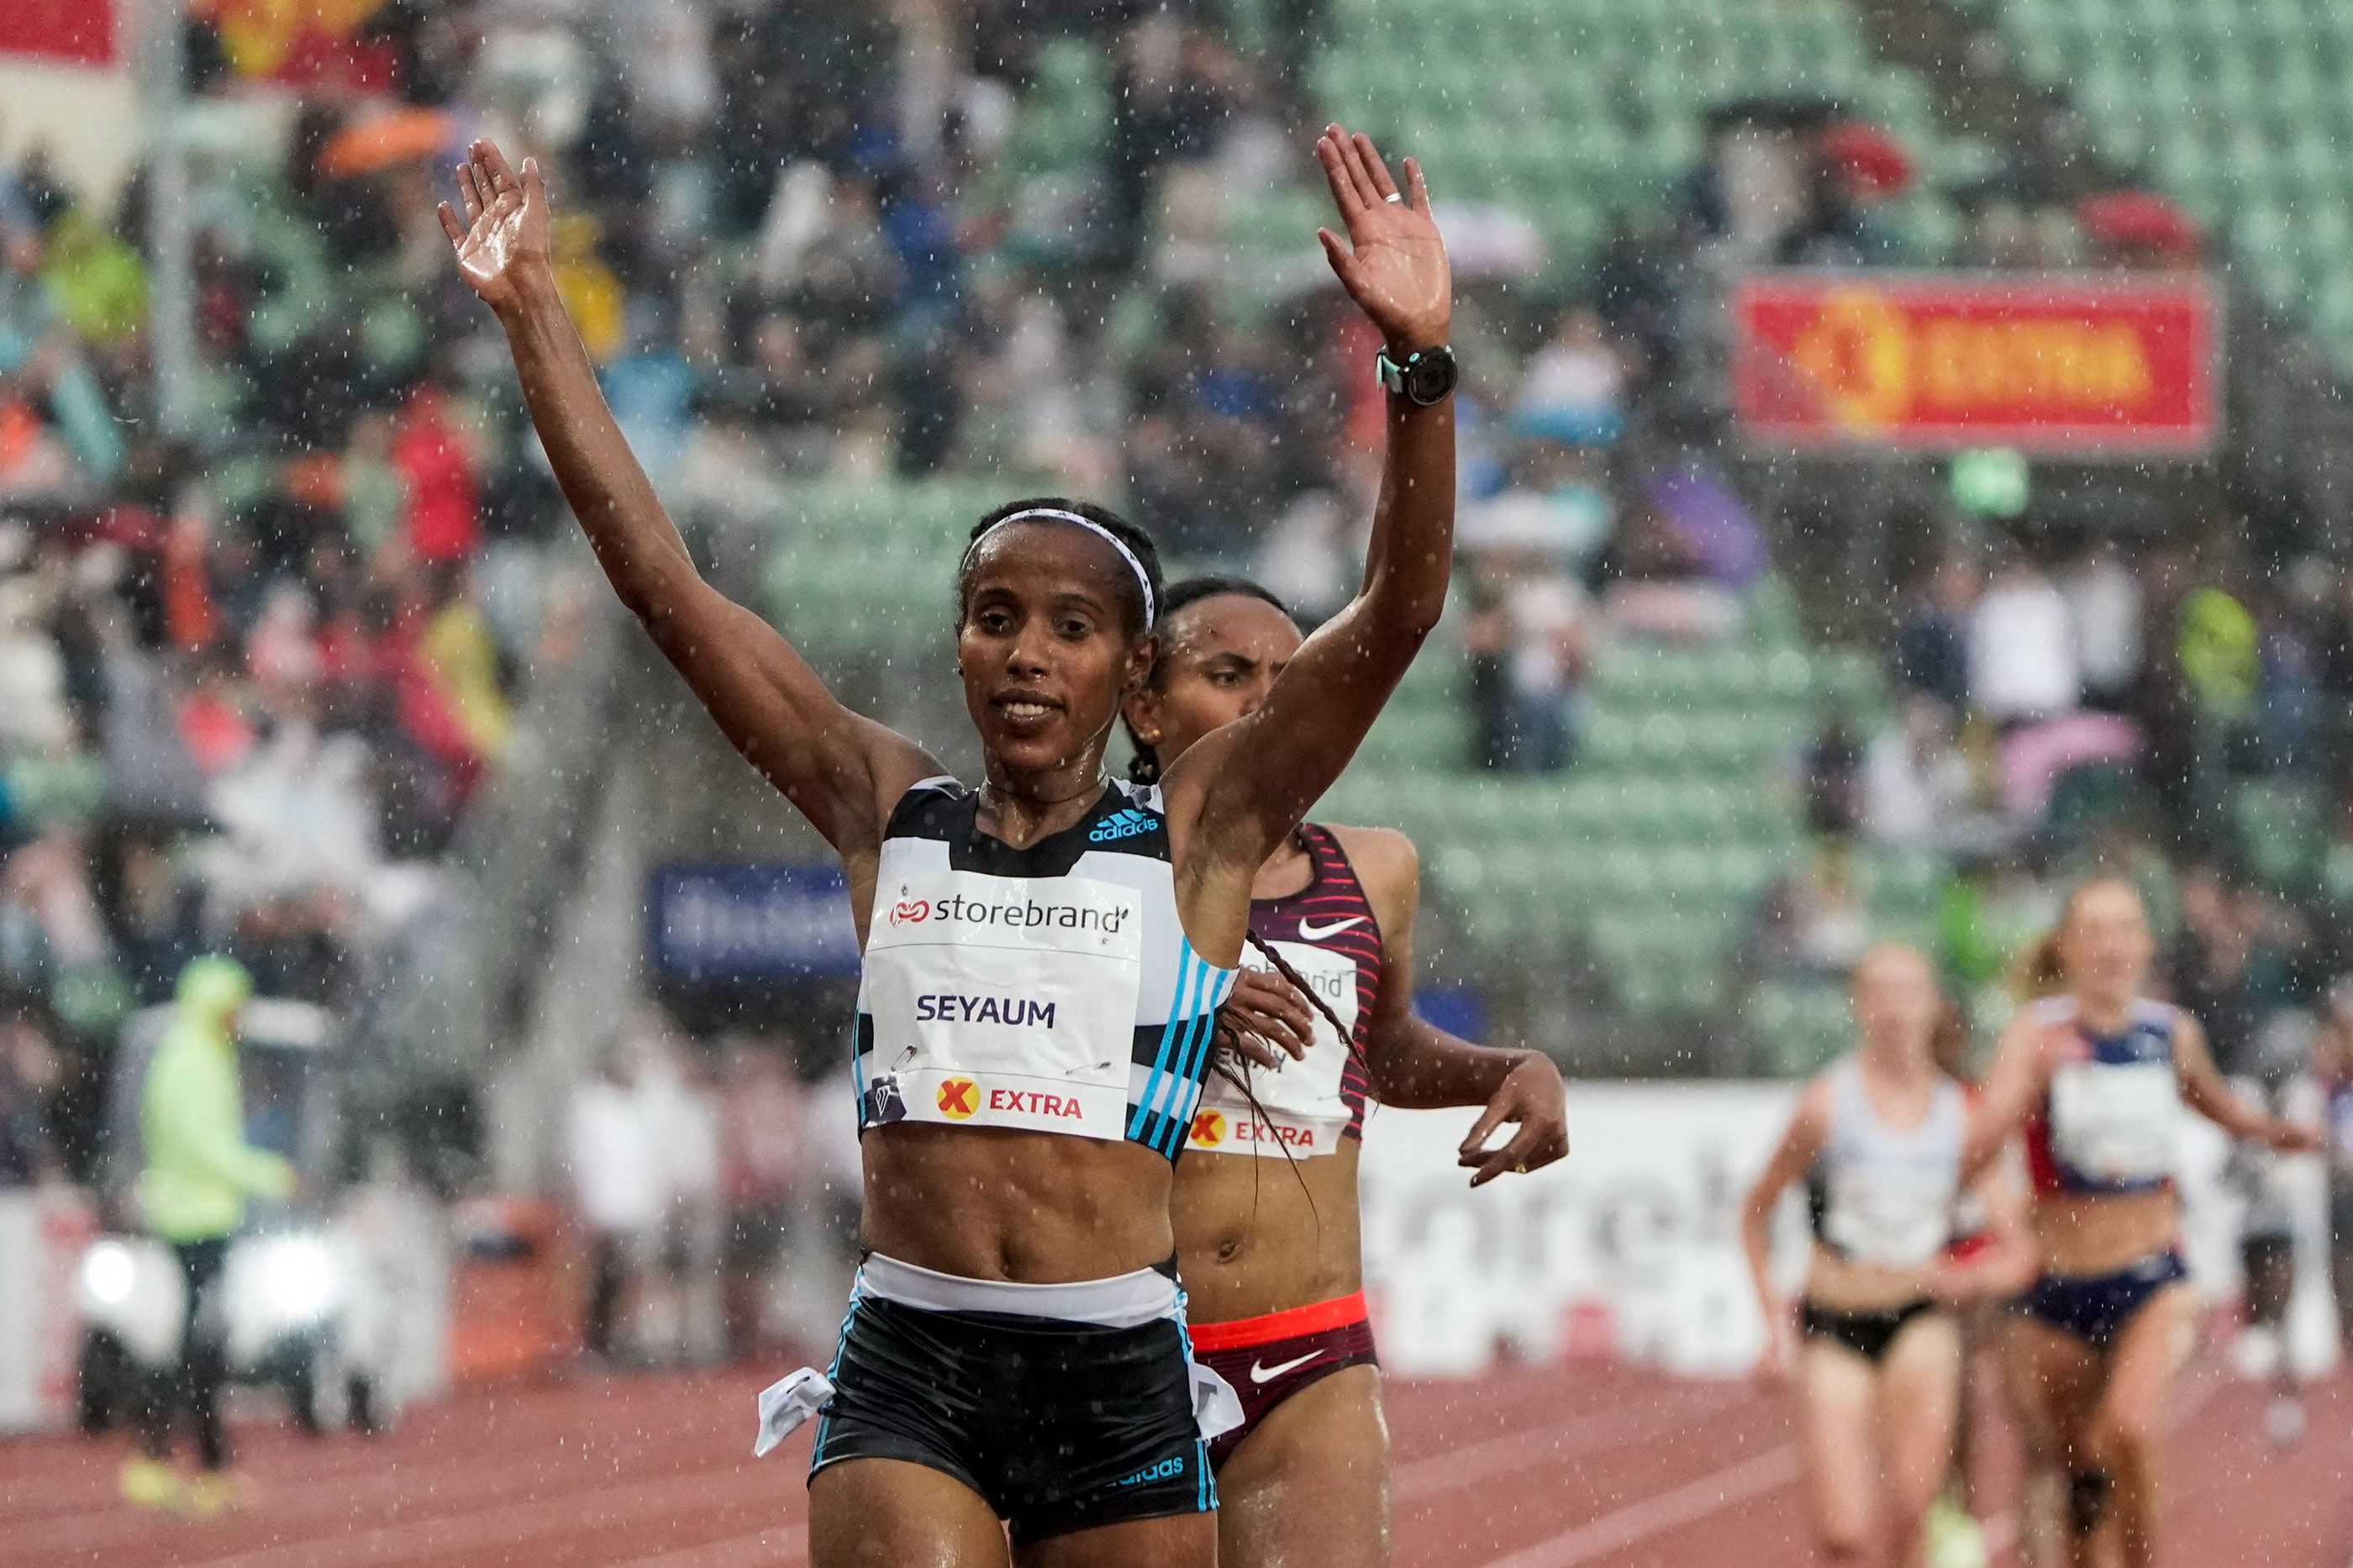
[123, 956, 294, 1515]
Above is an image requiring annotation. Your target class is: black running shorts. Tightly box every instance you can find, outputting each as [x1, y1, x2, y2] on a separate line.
[808, 1293, 1213, 1544]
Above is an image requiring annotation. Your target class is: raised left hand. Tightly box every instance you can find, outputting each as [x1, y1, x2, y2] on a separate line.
[1456, 1054, 1569, 1187]
[1314, 124, 1451, 355]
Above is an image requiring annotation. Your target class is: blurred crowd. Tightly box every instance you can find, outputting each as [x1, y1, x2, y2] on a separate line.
[1733, 522, 2353, 1184]
[1, 75, 552, 1187]
[562, 1015, 861, 1363]
[0, 0, 2314, 1211]
[1303, 103, 2216, 780]
[0, 0, 1387, 1191]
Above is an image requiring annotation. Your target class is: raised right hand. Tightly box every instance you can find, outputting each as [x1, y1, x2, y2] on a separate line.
[437, 138, 552, 318]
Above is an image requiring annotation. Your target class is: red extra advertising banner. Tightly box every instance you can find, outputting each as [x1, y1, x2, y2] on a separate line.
[1729, 271, 2221, 455]
[191, 0, 399, 90]
[0, 0, 115, 65]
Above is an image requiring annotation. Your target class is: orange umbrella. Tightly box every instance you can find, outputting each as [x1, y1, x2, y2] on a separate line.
[319, 107, 454, 178]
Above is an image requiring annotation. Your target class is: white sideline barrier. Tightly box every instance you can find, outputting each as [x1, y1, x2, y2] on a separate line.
[1360, 1083, 1798, 1378]
[0, 1183, 455, 1435]
[1358, 1081, 2342, 1379]
[0, 1188, 99, 1433]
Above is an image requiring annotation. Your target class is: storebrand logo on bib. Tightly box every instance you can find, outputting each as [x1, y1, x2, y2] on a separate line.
[1245, 950, 1352, 1008]
[935, 1077, 978, 1119]
[888, 899, 931, 926]
[921, 891, 1130, 936]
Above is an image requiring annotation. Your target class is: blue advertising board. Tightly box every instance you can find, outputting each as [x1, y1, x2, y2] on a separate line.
[647, 864, 861, 981]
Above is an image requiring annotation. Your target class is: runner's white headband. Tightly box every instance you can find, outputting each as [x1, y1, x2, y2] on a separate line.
[961, 508, 1155, 627]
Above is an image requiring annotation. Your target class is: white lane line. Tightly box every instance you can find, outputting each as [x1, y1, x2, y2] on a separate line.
[1477, 1444, 1800, 1568]
[1392, 1383, 1740, 1503]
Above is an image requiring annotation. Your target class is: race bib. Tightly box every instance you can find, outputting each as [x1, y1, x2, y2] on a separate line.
[1823, 1169, 1956, 1269]
[861, 870, 1142, 1141]
[1192, 940, 1359, 1159]
[2049, 1060, 2179, 1185]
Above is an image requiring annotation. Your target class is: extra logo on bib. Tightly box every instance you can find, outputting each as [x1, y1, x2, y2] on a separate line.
[1194, 939, 1358, 1159]
[862, 868, 1142, 1142]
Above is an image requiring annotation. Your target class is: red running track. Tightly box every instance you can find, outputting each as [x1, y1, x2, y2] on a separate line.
[2, 1355, 2346, 1567]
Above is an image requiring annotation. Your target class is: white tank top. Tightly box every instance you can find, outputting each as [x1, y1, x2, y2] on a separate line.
[851, 778, 1235, 1159]
[1808, 1055, 1966, 1269]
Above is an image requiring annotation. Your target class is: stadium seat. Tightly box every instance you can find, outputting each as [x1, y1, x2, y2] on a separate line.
[1972, 0, 2353, 368]
[1305, 0, 1968, 274]
[2231, 781, 2325, 892]
[1747, 977, 1855, 1076]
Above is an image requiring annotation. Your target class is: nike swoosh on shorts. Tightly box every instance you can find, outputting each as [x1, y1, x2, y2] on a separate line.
[1249, 1350, 1325, 1384]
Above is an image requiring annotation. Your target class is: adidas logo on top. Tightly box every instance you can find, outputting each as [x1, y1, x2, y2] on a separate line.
[1088, 808, 1157, 844]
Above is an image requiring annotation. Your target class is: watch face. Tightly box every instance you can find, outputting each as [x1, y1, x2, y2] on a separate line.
[1403, 349, 1457, 404]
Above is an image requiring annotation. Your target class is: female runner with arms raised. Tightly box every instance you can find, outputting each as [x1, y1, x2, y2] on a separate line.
[1964, 879, 2320, 1568]
[440, 127, 1455, 1568]
[1125, 576, 1571, 1567]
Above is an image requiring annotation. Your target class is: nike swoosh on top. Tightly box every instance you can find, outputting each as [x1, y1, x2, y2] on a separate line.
[1295, 916, 1367, 942]
[1249, 1350, 1325, 1384]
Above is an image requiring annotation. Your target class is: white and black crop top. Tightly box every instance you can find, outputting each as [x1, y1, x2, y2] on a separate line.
[852, 777, 1237, 1160]
[1806, 1055, 1968, 1269]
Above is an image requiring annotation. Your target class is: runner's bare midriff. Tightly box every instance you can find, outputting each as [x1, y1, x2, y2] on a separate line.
[859, 1125, 1177, 1283]
[2031, 1187, 2181, 1278]
[1801, 1247, 1944, 1314]
[1173, 1141, 1364, 1323]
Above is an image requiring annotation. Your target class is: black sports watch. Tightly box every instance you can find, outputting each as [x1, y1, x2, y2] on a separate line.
[1375, 344, 1457, 406]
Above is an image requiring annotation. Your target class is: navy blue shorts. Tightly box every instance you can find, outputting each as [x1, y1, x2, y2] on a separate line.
[808, 1293, 1213, 1544]
[2016, 1250, 2190, 1349]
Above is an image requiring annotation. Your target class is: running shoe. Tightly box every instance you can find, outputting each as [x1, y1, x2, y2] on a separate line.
[119, 1457, 182, 1510]
[1926, 1497, 1987, 1568]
